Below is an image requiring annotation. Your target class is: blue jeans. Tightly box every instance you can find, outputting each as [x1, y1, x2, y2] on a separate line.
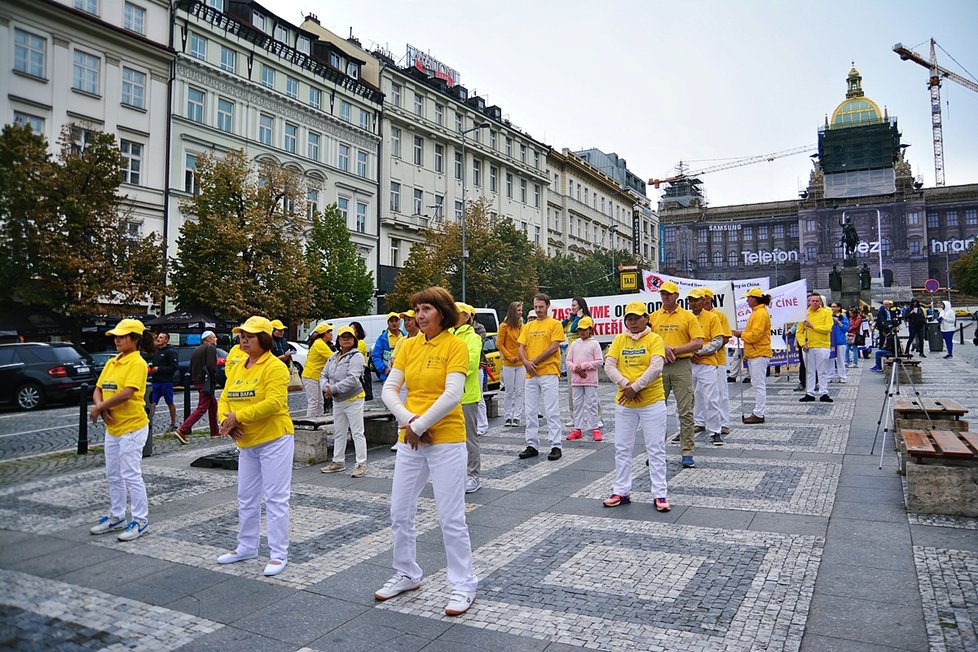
[942, 331, 954, 356]
[845, 344, 859, 365]
[874, 349, 894, 369]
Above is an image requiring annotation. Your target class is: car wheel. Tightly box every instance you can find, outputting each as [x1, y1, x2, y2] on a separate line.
[16, 382, 45, 410]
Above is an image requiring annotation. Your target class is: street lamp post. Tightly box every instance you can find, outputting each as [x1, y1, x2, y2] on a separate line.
[459, 121, 490, 303]
[609, 225, 618, 284]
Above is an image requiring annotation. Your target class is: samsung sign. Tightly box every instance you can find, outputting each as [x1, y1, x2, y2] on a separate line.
[741, 249, 799, 264]
[931, 237, 976, 253]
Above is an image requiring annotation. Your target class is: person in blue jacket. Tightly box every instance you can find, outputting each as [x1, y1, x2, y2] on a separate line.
[371, 312, 406, 381]
[827, 302, 850, 383]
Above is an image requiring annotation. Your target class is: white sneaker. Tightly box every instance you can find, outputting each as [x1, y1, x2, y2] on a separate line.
[390, 442, 399, 452]
[465, 476, 481, 493]
[117, 520, 148, 542]
[89, 515, 126, 535]
[263, 559, 287, 576]
[445, 590, 476, 616]
[840, 378, 847, 384]
[374, 574, 421, 601]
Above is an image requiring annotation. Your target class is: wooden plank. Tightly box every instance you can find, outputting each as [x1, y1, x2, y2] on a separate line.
[902, 430, 937, 456]
[931, 430, 976, 458]
[955, 431, 978, 457]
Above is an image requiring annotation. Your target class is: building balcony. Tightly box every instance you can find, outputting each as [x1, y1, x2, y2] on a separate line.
[381, 211, 433, 232]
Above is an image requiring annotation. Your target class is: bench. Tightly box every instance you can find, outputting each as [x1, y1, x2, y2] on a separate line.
[292, 408, 397, 464]
[882, 358, 922, 383]
[899, 429, 978, 517]
[893, 398, 967, 425]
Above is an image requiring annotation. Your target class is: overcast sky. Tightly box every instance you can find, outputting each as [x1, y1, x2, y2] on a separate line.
[279, 0, 978, 207]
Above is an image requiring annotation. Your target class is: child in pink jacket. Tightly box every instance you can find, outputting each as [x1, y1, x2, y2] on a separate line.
[565, 317, 603, 441]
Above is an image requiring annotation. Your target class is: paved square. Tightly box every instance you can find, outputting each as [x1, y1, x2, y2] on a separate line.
[89, 484, 472, 590]
[0, 569, 221, 649]
[573, 456, 840, 516]
[915, 546, 978, 652]
[378, 513, 820, 650]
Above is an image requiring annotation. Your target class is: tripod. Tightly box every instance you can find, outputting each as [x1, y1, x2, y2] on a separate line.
[869, 330, 933, 469]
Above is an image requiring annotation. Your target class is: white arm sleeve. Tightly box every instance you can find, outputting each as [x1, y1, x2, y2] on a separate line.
[382, 368, 415, 425]
[630, 356, 664, 392]
[410, 372, 465, 435]
[604, 356, 628, 387]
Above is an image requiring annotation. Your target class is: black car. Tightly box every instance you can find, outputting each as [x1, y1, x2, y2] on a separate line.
[0, 342, 98, 410]
[173, 345, 229, 388]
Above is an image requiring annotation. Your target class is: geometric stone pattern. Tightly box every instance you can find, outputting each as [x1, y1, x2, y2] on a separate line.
[0, 568, 222, 650]
[573, 456, 841, 516]
[88, 485, 474, 590]
[378, 513, 821, 651]
[914, 546, 978, 652]
[0, 467, 237, 535]
[907, 513, 978, 530]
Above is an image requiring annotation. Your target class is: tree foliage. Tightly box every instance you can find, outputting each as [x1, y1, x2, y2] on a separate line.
[538, 248, 639, 299]
[0, 123, 164, 320]
[951, 246, 978, 296]
[306, 203, 374, 317]
[389, 198, 539, 313]
[169, 150, 313, 321]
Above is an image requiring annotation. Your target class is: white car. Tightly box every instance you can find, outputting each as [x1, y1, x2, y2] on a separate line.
[287, 340, 309, 375]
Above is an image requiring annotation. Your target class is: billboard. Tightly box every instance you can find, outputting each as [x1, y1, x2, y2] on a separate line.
[406, 44, 460, 87]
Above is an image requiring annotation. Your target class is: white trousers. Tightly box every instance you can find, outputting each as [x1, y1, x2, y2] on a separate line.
[692, 363, 722, 434]
[830, 345, 847, 380]
[501, 365, 524, 421]
[476, 368, 488, 434]
[613, 402, 667, 498]
[805, 348, 831, 397]
[332, 397, 366, 464]
[746, 357, 769, 418]
[717, 365, 730, 428]
[571, 385, 598, 431]
[236, 435, 294, 561]
[103, 425, 149, 523]
[390, 441, 477, 592]
[524, 374, 562, 449]
[463, 402, 480, 477]
[303, 378, 323, 417]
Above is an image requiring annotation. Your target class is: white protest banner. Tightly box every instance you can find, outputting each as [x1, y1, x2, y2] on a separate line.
[641, 271, 737, 327]
[549, 293, 637, 344]
[734, 279, 808, 351]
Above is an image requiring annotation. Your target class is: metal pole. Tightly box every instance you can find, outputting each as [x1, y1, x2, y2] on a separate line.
[460, 130, 467, 303]
[78, 383, 89, 455]
[945, 247, 951, 302]
[875, 209, 884, 281]
[183, 371, 192, 421]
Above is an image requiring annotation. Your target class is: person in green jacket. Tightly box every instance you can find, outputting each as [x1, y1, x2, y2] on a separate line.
[453, 303, 484, 494]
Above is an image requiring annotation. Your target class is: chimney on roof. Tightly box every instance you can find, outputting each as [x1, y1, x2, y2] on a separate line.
[305, 13, 319, 24]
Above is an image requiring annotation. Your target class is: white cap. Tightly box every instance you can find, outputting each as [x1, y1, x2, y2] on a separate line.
[201, 330, 216, 340]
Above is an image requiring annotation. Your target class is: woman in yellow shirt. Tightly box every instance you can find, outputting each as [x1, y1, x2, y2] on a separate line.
[497, 301, 523, 427]
[216, 316, 294, 577]
[89, 319, 156, 542]
[732, 288, 773, 424]
[603, 301, 669, 512]
[301, 322, 334, 416]
[377, 287, 477, 617]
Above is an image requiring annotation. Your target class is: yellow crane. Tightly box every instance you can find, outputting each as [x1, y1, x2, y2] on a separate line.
[893, 40, 978, 186]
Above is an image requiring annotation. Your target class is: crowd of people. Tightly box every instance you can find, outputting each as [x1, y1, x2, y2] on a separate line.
[83, 289, 967, 616]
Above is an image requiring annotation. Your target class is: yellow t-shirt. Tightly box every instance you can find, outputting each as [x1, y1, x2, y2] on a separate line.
[218, 351, 293, 448]
[224, 344, 247, 377]
[393, 330, 468, 444]
[606, 331, 666, 407]
[96, 350, 149, 437]
[707, 308, 732, 365]
[742, 305, 773, 359]
[391, 331, 419, 362]
[516, 316, 565, 377]
[649, 307, 704, 358]
[357, 340, 368, 358]
[693, 309, 724, 366]
[797, 307, 833, 349]
[302, 337, 333, 380]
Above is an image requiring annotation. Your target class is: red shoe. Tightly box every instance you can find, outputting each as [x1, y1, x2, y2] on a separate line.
[603, 493, 631, 507]
[655, 497, 671, 512]
[566, 429, 583, 441]
[592, 430, 603, 441]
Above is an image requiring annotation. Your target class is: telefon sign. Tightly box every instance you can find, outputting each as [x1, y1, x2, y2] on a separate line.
[740, 249, 798, 264]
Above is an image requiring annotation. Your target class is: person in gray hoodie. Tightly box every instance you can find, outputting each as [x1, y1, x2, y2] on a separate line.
[319, 326, 368, 477]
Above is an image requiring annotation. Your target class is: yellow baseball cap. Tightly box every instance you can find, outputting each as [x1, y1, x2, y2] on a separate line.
[400, 309, 416, 318]
[270, 319, 286, 330]
[386, 312, 401, 321]
[336, 325, 356, 338]
[106, 318, 145, 337]
[624, 301, 648, 317]
[454, 302, 476, 315]
[742, 288, 764, 298]
[702, 288, 715, 298]
[659, 281, 680, 294]
[232, 316, 273, 335]
[313, 322, 334, 334]
[576, 316, 595, 330]
[688, 288, 706, 299]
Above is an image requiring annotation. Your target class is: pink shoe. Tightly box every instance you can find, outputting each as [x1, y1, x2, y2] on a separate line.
[592, 430, 603, 441]
[566, 429, 583, 440]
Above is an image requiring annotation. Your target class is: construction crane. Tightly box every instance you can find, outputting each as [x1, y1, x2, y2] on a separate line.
[648, 144, 816, 189]
[893, 40, 978, 186]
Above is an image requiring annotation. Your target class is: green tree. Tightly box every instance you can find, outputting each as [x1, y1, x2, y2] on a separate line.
[306, 203, 374, 317]
[389, 198, 539, 313]
[951, 246, 978, 296]
[538, 247, 638, 299]
[0, 123, 164, 323]
[169, 150, 313, 321]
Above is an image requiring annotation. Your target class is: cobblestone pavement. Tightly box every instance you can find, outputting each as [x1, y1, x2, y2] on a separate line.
[1, 356, 976, 650]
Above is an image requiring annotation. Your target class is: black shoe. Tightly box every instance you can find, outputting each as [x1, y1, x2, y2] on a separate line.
[799, 395, 816, 402]
[819, 395, 833, 403]
[711, 434, 724, 446]
[518, 446, 538, 459]
[668, 433, 681, 444]
[504, 419, 512, 427]
[547, 447, 562, 461]
[919, 354, 926, 358]
[792, 385, 805, 392]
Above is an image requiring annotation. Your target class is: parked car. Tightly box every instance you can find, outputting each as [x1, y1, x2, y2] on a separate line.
[287, 341, 308, 375]
[482, 334, 502, 391]
[90, 351, 117, 376]
[0, 342, 97, 410]
[173, 346, 229, 388]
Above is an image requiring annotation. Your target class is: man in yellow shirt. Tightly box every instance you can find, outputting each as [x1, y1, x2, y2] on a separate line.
[732, 288, 773, 423]
[796, 293, 834, 403]
[700, 288, 732, 435]
[688, 289, 726, 446]
[517, 293, 566, 461]
[649, 281, 703, 468]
